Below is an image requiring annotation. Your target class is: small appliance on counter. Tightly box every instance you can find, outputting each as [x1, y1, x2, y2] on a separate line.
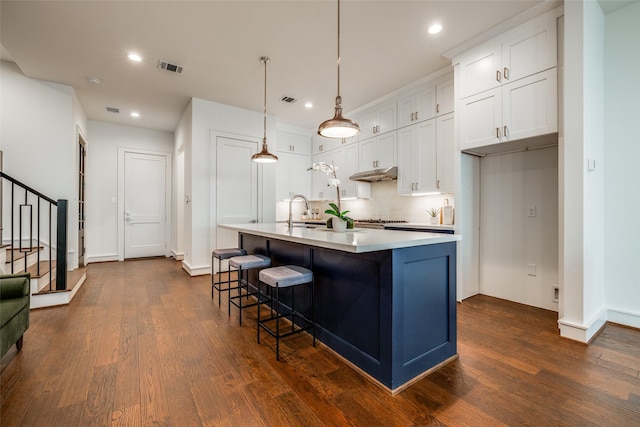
[441, 198, 454, 225]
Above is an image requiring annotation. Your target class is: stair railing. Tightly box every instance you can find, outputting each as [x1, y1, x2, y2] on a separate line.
[0, 171, 67, 291]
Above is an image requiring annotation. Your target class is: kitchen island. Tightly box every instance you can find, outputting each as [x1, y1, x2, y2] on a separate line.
[219, 223, 460, 393]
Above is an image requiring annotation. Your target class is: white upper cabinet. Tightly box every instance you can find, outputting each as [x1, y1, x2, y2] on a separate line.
[460, 68, 557, 150]
[276, 131, 311, 155]
[359, 132, 397, 171]
[397, 84, 436, 129]
[310, 151, 332, 200]
[457, 12, 557, 99]
[312, 134, 335, 155]
[397, 113, 455, 195]
[275, 130, 311, 200]
[436, 78, 454, 116]
[332, 143, 370, 199]
[359, 101, 397, 140]
[456, 9, 559, 151]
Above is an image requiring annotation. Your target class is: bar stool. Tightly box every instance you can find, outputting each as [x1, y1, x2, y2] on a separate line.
[211, 248, 247, 304]
[257, 265, 315, 360]
[228, 254, 271, 325]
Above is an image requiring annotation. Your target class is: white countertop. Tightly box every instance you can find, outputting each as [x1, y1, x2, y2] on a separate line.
[220, 223, 460, 253]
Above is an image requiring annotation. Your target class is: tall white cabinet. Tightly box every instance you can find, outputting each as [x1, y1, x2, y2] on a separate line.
[275, 130, 311, 200]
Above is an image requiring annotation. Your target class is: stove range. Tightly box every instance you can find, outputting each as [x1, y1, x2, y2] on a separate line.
[353, 219, 408, 229]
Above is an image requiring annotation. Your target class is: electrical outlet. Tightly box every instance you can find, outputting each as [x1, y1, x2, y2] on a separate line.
[552, 285, 559, 303]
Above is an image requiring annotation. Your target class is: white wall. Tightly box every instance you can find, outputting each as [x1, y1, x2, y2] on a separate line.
[559, 0, 606, 341]
[1, 60, 83, 269]
[478, 147, 559, 311]
[603, 2, 640, 328]
[173, 102, 191, 260]
[181, 97, 276, 275]
[85, 120, 173, 262]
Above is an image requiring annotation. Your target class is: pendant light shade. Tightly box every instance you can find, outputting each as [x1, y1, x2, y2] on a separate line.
[318, 0, 360, 139]
[252, 56, 278, 163]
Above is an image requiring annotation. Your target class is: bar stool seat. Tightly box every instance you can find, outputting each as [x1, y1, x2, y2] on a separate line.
[257, 265, 315, 360]
[211, 248, 247, 304]
[228, 254, 271, 325]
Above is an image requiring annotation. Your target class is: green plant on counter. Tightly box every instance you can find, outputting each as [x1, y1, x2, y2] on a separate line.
[325, 203, 354, 229]
[427, 207, 441, 218]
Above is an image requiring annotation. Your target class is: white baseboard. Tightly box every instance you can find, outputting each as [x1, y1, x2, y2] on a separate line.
[181, 260, 211, 276]
[607, 307, 640, 329]
[86, 254, 119, 263]
[558, 307, 608, 343]
[171, 250, 184, 261]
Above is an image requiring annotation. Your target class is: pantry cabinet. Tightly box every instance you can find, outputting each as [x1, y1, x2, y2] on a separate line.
[397, 84, 436, 129]
[459, 68, 557, 150]
[310, 151, 332, 200]
[275, 151, 311, 201]
[436, 78, 454, 116]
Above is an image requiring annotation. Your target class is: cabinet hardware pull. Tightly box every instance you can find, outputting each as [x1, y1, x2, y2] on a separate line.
[496, 127, 501, 138]
[504, 126, 509, 137]
[496, 70, 501, 82]
[411, 112, 414, 121]
[504, 67, 509, 80]
[319, 145, 323, 151]
[437, 179, 440, 188]
[436, 104, 440, 113]
[415, 112, 418, 120]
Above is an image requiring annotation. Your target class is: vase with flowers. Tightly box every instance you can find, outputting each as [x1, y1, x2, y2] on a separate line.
[308, 161, 354, 231]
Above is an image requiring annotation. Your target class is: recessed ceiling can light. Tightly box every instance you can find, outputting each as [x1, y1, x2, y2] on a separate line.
[87, 76, 101, 85]
[305, 102, 313, 109]
[130, 112, 140, 118]
[428, 24, 443, 35]
[128, 53, 142, 62]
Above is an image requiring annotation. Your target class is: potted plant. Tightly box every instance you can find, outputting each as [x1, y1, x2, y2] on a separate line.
[308, 161, 354, 231]
[427, 207, 440, 225]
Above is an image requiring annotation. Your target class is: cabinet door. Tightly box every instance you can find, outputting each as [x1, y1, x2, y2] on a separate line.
[416, 119, 437, 193]
[311, 151, 332, 200]
[290, 133, 311, 155]
[397, 126, 416, 195]
[459, 87, 502, 150]
[503, 68, 557, 142]
[359, 137, 377, 170]
[376, 132, 397, 169]
[312, 135, 334, 155]
[398, 85, 436, 128]
[276, 131, 291, 152]
[377, 102, 397, 134]
[458, 41, 501, 99]
[436, 113, 455, 193]
[436, 78, 454, 116]
[290, 154, 311, 197]
[359, 109, 378, 140]
[502, 17, 557, 84]
[275, 152, 292, 200]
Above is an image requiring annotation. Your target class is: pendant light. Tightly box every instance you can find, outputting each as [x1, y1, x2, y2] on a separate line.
[251, 56, 278, 163]
[317, 0, 360, 139]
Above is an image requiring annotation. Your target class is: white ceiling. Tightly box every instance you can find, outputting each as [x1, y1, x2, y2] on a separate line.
[1, 0, 570, 133]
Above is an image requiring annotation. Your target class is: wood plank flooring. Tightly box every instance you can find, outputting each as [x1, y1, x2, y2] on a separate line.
[1, 258, 639, 426]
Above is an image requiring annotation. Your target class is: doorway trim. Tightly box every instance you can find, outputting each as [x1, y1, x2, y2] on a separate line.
[117, 147, 172, 261]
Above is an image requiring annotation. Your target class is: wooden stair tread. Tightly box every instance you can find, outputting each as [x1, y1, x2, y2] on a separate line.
[5, 246, 45, 262]
[26, 261, 55, 279]
[34, 266, 87, 295]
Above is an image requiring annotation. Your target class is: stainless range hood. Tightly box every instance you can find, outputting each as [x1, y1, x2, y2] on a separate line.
[349, 166, 397, 182]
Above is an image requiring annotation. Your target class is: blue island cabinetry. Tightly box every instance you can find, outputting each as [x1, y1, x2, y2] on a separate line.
[235, 227, 458, 393]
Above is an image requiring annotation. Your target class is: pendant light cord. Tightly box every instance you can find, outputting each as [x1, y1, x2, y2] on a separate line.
[263, 57, 268, 141]
[337, 0, 341, 100]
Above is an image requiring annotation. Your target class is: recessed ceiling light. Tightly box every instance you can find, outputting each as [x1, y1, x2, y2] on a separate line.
[128, 53, 142, 62]
[87, 76, 101, 85]
[305, 102, 313, 109]
[428, 24, 442, 35]
[130, 112, 140, 118]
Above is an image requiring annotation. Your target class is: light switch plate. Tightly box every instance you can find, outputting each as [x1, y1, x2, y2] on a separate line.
[528, 205, 536, 218]
[527, 264, 537, 276]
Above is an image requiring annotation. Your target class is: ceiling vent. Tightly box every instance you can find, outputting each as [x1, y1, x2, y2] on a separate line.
[280, 95, 298, 104]
[158, 59, 184, 74]
[106, 107, 120, 113]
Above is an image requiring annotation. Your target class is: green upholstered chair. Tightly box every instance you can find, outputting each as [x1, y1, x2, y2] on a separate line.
[0, 273, 30, 358]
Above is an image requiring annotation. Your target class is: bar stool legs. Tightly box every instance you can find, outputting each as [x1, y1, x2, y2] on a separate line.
[227, 254, 271, 325]
[211, 248, 247, 304]
[257, 265, 315, 360]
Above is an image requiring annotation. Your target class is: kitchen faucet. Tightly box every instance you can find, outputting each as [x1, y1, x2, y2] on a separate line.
[288, 194, 311, 229]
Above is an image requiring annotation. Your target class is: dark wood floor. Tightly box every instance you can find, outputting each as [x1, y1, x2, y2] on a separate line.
[2, 258, 639, 426]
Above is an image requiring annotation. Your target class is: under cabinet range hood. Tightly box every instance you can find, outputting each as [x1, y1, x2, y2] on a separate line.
[349, 166, 397, 182]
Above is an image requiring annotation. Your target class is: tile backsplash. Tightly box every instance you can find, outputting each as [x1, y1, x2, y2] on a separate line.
[276, 180, 455, 223]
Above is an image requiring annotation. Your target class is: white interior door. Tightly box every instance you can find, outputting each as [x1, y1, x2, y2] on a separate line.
[215, 136, 258, 270]
[124, 151, 167, 258]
